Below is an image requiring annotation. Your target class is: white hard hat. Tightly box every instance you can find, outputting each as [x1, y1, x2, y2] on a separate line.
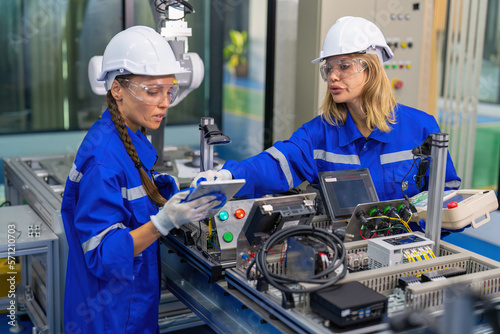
[98, 26, 189, 90]
[311, 16, 393, 64]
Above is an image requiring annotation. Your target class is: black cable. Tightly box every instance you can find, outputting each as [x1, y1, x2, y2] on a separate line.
[249, 225, 347, 294]
[415, 157, 431, 190]
[246, 257, 257, 280]
[400, 157, 418, 196]
[0, 201, 11, 207]
[400, 156, 427, 214]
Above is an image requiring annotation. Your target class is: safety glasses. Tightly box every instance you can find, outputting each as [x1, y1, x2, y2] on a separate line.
[319, 58, 368, 82]
[117, 78, 179, 105]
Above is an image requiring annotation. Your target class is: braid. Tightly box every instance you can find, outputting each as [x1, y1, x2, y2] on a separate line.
[106, 92, 141, 167]
[106, 91, 167, 206]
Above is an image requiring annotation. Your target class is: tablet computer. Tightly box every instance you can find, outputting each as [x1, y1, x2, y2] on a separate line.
[186, 179, 246, 216]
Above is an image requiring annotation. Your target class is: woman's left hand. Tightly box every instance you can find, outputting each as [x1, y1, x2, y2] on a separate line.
[154, 173, 180, 199]
[190, 169, 233, 188]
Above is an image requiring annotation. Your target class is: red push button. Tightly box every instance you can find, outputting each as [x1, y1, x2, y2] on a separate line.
[235, 209, 245, 219]
[447, 201, 458, 209]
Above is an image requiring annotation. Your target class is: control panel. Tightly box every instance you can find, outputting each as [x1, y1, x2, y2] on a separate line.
[410, 189, 499, 230]
[344, 198, 413, 242]
[212, 199, 255, 262]
[377, 1, 429, 109]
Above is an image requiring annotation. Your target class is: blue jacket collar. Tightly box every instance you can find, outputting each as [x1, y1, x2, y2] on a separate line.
[338, 108, 393, 146]
[102, 109, 158, 171]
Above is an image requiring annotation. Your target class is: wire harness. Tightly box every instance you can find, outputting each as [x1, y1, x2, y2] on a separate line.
[247, 225, 347, 294]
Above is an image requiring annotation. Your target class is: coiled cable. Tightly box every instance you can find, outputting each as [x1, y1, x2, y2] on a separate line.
[247, 225, 347, 294]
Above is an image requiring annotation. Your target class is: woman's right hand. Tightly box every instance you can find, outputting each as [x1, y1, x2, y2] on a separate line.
[150, 189, 223, 235]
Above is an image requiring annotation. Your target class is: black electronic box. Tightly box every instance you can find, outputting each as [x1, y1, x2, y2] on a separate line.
[310, 281, 387, 328]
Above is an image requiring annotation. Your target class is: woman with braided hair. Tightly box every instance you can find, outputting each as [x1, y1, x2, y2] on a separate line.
[61, 26, 223, 333]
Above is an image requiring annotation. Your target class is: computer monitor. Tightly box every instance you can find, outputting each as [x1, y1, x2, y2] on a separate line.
[318, 169, 379, 220]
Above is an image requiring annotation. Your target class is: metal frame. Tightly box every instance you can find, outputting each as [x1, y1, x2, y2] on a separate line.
[4, 153, 206, 332]
[224, 236, 500, 333]
[161, 234, 226, 283]
[160, 240, 291, 334]
[0, 205, 60, 333]
[4, 155, 69, 333]
[425, 133, 449, 254]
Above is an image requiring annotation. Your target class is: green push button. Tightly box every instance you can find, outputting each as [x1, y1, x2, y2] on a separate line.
[219, 210, 229, 221]
[223, 232, 233, 243]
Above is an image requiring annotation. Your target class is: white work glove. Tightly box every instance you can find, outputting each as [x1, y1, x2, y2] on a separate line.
[190, 169, 233, 188]
[150, 189, 223, 235]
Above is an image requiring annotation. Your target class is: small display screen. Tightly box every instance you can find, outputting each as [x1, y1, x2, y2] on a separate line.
[330, 179, 371, 208]
[319, 169, 379, 219]
[442, 194, 473, 208]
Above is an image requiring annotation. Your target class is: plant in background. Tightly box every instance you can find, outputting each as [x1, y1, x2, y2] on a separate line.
[223, 29, 248, 77]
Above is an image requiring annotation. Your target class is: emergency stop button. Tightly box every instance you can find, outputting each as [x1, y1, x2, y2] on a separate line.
[447, 201, 458, 209]
[391, 78, 404, 90]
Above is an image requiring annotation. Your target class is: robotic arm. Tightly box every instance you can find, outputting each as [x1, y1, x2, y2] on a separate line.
[155, 0, 204, 107]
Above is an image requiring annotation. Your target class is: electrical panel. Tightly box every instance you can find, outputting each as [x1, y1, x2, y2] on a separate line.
[376, 0, 430, 110]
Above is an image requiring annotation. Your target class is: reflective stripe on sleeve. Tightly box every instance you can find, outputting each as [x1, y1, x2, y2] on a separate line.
[380, 150, 414, 165]
[121, 185, 147, 201]
[313, 150, 360, 165]
[68, 163, 83, 183]
[82, 223, 127, 253]
[265, 147, 294, 189]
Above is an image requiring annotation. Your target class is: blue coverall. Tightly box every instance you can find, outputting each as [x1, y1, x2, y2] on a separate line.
[61, 109, 177, 333]
[224, 104, 461, 199]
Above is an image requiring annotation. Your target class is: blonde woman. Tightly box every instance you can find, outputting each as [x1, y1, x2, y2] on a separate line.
[195, 16, 461, 201]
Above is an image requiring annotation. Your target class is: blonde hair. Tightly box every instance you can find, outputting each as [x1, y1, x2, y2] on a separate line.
[320, 53, 397, 132]
[106, 87, 167, 207]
